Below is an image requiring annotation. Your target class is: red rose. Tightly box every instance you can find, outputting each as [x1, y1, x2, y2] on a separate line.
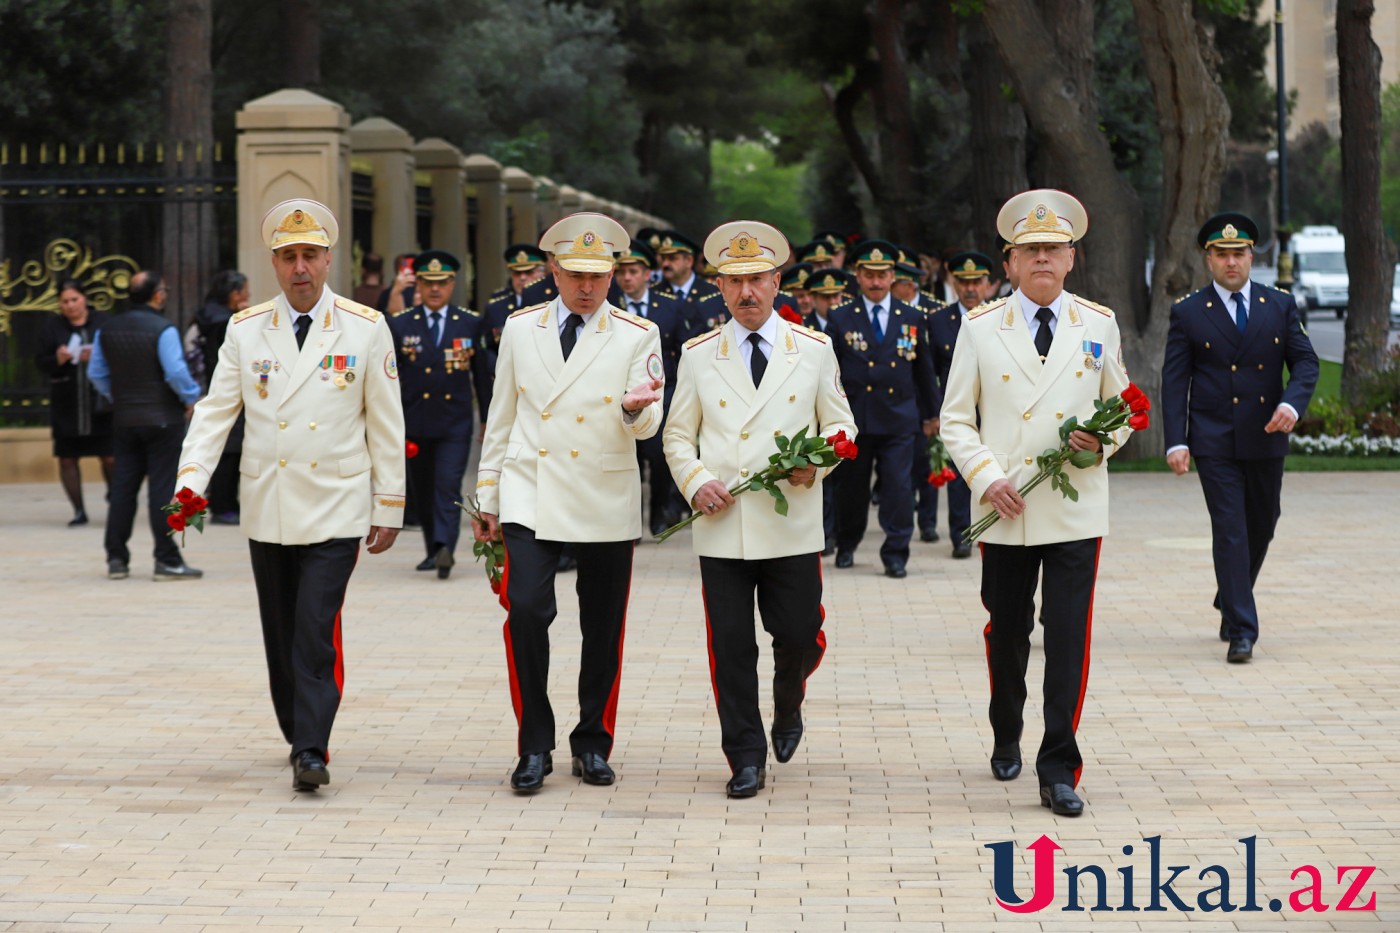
[1129, 394, 1151, 413]
[779, 306, 804, 325]
[941, 467, 957, 482]
[929, 471, 944, 488]
[167, 513, 187, 532]
[180, 502, 199, 518]
[827, 430, 858, 461]
[175, 487, 195, 505]
[1121, 384, 1144, 404]
[191, 496, 208, 512]
[406, 440, 420, 459]
[1129, 412, 1150, 431]
[490, 577, 502, 595]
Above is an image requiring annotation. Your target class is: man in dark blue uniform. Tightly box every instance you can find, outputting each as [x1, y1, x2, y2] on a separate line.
[389, 250, 494, 578]
[806, 268, 850, 555]
[657, 231, 726, 340]
[614, 241, 688, 535]
[1162, 212, 1318, 663]
[923, 251, 998, 558]
[828, 240, 941, 577]
[483, 244, 548, 357]
[894, 258, 948, 545]
[779, 263, 814, 321]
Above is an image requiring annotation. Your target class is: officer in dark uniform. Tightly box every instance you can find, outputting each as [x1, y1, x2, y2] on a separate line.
[1162, 211, 1318, 663]
[812, 229, 850, 269]
[828, 240, 941, 577]
[389, 250, 494, 578]
[614, 240, 688, 534]
[636, 227, 667, 288]
[796, 239, 840, 272]
[656, 231, 726, 340]
[483, 244, 548, 357]
[928, 250, 997, 558]
[779, 262, 815, 321]
[894, 259, 948, 544]
[805, 267, 850, 554]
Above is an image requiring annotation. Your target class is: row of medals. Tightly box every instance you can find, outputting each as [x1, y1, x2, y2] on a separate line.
[248, 356, 357, 399]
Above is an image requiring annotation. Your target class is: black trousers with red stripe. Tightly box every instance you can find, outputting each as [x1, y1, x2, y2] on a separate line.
[247, 537, 360, 760]
[981, 537, 1100, 788]
[699, 553, 827, 770]
[501, 523, 633, 759]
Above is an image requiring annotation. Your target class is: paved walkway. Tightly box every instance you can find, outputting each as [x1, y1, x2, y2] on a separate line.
[1, 472, 1397, 932]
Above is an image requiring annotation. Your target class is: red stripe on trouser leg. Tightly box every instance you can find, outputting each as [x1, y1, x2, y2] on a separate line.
[599, 541, 634, 747]
[332, 611, 345, 695]
[498, 540, 525, 755]
[1070, 538, 1102, 788]
[978, 541, 993, 693]
[700, 583, 732, 770]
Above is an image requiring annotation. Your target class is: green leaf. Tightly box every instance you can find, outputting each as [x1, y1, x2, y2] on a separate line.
[791, 425, 809, 446]
[749, 478, 765, 492]
[1062, 477, 1080, 501]
[775, 434, 790, 452]
[1068, 448, 1099, 469]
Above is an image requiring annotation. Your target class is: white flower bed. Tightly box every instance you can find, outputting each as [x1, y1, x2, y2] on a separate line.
[1290, 433, 1400, 456]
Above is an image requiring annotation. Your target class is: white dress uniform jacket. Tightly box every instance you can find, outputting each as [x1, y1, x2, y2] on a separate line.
[476, 297, 664, 542]
[941, 292, 1131, 547]
[664, 317, 856, 560]
[176, 289, 407, 544]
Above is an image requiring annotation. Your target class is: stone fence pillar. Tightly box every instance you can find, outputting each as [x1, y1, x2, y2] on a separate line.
[236, 88, 352, 300]
[349, 117, 417, 268]
[414, 138, 468, 288]
[465, 154, 506, 310]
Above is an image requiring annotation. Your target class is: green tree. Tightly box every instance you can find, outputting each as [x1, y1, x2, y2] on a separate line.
[710, 140, 807, 241]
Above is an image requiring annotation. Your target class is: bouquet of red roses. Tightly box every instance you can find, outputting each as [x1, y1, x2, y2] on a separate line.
[656, 427, 858, 542]
[927, 435, 957, 488]
[778, 306, 805, 326]
[454, 496, 506, 594]
[162, 487, 209, 546]
[965, 382, 1151, 542]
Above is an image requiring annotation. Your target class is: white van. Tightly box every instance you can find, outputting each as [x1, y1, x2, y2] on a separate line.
[1289, 225, 1349, 320]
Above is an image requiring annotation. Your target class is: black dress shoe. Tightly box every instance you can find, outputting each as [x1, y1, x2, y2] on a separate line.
[416, 556, 436, 572]
[990, 743, 1021, 781]
[919, 528, 940, 543]
[434, 545, 454, 580]
[571, 752, 615, 785]
[952, 543, 972, 559]
[884, 562, 907, 579]
[292, 750, 329, 791]
[1227, 638, 1253, 663]
[1219, 618, 1230, 642]
[726, 765, 766, 798]
[68, 510, 89, 527]
[835, 550, 854, 569]
[771, 711, 803, 763]
[511, 752, 553, 791]
[1040, 783, 1084, 816]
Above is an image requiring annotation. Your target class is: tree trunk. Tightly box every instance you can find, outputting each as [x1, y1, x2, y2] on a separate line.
[825, 63, 885, 213]
[163, 0, 215, 334]
[1336, 0, 1394, 404]
[281, 0, 322, 89]
[869, 0, 920, 245]
[962, 14, 1028, 262]
[1128, 0, 1232, 457]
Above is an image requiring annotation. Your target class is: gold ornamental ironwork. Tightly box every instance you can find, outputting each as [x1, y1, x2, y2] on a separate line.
[0, 238, 139, 334]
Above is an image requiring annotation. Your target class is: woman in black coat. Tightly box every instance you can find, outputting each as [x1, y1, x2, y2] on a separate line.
[34, 280, 114, 525]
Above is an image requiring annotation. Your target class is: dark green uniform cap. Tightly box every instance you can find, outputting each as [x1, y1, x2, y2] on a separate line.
[415, 249, 461, 280]
[1197, 211, 1259, 250]
[947, 250, 995, 279]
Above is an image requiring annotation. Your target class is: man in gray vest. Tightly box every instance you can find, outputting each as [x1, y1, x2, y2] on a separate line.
[89, 270, 204, 581]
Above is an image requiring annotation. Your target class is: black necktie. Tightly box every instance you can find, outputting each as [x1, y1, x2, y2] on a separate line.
[748, 332, 767, 387]
[430, 311, 444, 347]
[561, 313, 584, 360]
[871, 304, 885, 343]
[294, 313, 311, 350]
[630, 300, 645, 318]
[1034, 307, 1054, 361]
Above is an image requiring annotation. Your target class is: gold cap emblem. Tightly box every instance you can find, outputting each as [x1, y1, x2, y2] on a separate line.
[963, 258, 977, 272]
[515, 250, 528, 264]
[573, 230, 605, 255]
[822, 274, 836, 289]
[427, 258, 443, 272]
[814, 245, 829, 260]
[1222, 223, 1238, 240]
[796, 268, 810, 286]
[870, 248, 884, 262]
[1025, 204, 1060, 232]
[277, 209, 318, 236]
[728, 232, 762, 259]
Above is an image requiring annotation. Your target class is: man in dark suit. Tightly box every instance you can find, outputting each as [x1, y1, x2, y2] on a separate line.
[827, 239, 941, 578]
[1162, 211, 1318, 664]
[389, 250, 494, 578]
[656, 231, 726, 340]
[614, 240, 688, 534]
[483, 244, 548, 357]
[806, 268, 850, 554]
